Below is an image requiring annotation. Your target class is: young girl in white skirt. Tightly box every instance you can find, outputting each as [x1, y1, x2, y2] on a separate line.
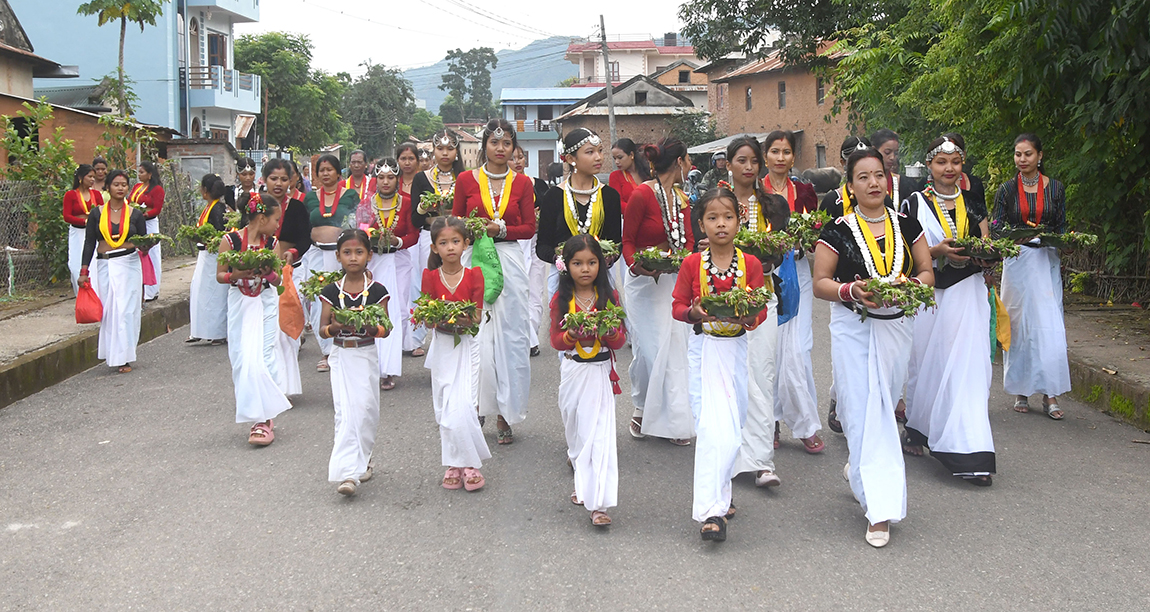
[318, 229, 390, 496]
[218, 193, 291, 446]
[421, 216, 489, 492]
[672, 188, 770, 542]
[550, 234, 627, 527]
[64, 164, 103, 294]
[186, 174, 229, 345]
[78, 169, 146, 374]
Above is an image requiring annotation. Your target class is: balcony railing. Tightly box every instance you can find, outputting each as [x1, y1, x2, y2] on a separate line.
[186, 65, 260, 97]
[514, 119, 553, 132]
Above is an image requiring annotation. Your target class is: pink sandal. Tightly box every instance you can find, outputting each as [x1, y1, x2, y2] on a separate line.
[248, 421, 274, 446]
[442, 467, 463, 490]
[802, 434, 825, 454]
[462, 468, 485, 491]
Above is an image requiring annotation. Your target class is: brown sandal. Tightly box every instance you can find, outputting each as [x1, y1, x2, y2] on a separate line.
[591, 511, 611, 526]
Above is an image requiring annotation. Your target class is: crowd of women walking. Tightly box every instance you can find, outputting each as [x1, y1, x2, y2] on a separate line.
[65, 119, 1073, 548]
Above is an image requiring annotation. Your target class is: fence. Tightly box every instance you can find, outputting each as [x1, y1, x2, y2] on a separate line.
[158, 160, 200, 257]
[0, 181, 49, 296]
[1064, 245, 1150, 307]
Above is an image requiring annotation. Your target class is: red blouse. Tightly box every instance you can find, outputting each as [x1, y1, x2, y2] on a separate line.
[672, 251, 768, 328]
[421, 266, 485, 309]
[129, 184, 165, 219]
[621, 183, 696, 266]
[549, 291, 627, 352]
[451, 170, 536, 240]
[63, 189, 104, 228]
[608, 170, 638, 213]
[357, 192, 419, 251]
[762, 176, 817, 214]
[345, 175, 377, 202]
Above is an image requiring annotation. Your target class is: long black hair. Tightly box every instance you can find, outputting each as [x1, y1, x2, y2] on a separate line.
[430, 129, 466, 176]
[139, 161, 162, 191]
[427, 216, 470, 270]
[555, 233, 615, 311]
[612, 138, 651, 181]
[725, 136, 787, 226]
[201, 173, 227, 200]
[73, 164, 94, 190]
[643, 137, 688, 177]
[478, 118, 519, 166]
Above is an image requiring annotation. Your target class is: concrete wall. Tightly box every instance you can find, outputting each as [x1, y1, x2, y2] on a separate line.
[0, 56, 33, 98]
[723, 69, 849, 171]
[15, 0, 180, 131]
[165, 139, 240, 184]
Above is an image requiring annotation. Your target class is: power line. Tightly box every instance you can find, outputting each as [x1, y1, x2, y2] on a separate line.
[439, 0, 561, 39]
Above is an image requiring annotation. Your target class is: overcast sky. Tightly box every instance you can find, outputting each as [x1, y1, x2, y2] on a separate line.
[235, 0, 688, 78]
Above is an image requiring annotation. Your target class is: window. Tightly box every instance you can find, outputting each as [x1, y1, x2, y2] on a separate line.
[817, 77, 826, 105]
[208, 33, 227, 68]
[745, 86, 753, 111]
[537, 105, 553, 121]
[210, 128, 230, 141]
[635, 91, 647, 105]
[816, 145, 827, 169]
[717, 84, 726, 110]
[678, 70, 690, 84]
[778, 80, 786, 109]
[608, 61, 620, 82]
[513, 105, 527, 121]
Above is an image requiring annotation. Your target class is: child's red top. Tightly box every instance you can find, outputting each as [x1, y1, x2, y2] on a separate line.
[549, 290, 627, 352]
[451, 170, 536, 241]
[672, 250, 768, 328]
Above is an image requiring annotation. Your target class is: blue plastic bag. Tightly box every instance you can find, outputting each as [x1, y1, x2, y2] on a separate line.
[775, 250, 800, 325]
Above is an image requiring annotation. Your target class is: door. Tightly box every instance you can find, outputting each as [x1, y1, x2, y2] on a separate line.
[538, 149, 553, 181]
[208, 33, 227, 68]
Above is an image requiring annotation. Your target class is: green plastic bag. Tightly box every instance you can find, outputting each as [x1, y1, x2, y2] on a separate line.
[472, 233, 503, 304]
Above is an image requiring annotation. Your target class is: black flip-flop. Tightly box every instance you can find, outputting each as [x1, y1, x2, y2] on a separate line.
[828, 400, 843, 434]
[701, 516, 727, 542]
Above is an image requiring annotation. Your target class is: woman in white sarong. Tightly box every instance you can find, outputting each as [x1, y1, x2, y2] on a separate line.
[64, 164, 103, 295]
[452, 119, 536, 444]
[395, 143, 425, 357]
[993, 133, 1071, 419]
[318, 229, 390, 496]
[901, 136, 995, 485]
[551, 235, 626, 526]
[672, 189, 770, 542]
[358, 159, 419, 391]
[269, 160, 311, 398]
[422, 216, 489, 492]
[621, 137, 696, 445]
[186, 175, 229, 344]
[812, 149, 934, 548]
[77, 170, 146, 373]
[218, 194, 291, 446]
[723, 136, 787, 488]
[409, 131, 465, 358]
[129, 162, 165, 302]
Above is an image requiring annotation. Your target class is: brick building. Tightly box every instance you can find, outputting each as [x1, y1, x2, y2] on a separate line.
[650, 60, 708, 108]
[709, 46, 850, 171]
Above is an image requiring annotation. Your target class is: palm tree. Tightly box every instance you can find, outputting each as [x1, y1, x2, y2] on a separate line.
[76, 0, 169, 118]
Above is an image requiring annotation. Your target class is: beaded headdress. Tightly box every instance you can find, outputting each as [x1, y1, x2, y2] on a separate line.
[925, 136, 966, 163]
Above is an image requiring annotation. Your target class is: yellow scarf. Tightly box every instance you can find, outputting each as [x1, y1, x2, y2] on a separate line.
[563, 183, 604, 236]
[99, 204, 130, 248]
[345, 175, 368, 200]
[197, 198, 220, 228]
[568, 290, 601, 359]
[374, 193, 399, 229]
[929, 192, 968, 240]
[841, 185, 853, 215]
[477, 169, 515, 220]
[699, 249, 748, 337]
[858, 210, 895, 277]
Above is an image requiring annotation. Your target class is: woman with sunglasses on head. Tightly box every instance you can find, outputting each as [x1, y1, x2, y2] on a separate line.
[452, 118, 537, 444]
[409, 131, 466, 358]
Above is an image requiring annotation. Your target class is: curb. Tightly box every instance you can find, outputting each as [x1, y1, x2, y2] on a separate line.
[1068, 351, 1150, 431]
[0, 298, 190, 409]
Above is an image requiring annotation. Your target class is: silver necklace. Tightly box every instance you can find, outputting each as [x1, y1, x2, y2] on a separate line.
[701, 248, 741, 284]
[934, 185, 961, 201]
[1020, 172, 1040, 187]
[652, 182, 686, 249]
[574, 291, 595, 310]
[856, 207, 887, 224]
[439, 267, 463, 294]
[482, 165, 509, 180]
[568, 175, 600, 196]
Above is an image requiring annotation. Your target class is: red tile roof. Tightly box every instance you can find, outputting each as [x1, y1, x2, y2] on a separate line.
[714, 42, 845, 82]
[566, 41, 694, 54]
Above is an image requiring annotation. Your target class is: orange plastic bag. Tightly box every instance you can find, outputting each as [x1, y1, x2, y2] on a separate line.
[278, 263, 305, 339]
[75, 281, 103, 324]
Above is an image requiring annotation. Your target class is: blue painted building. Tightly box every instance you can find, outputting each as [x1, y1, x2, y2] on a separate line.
[500, 87, 600, 180]
[14, 0, 260, 143]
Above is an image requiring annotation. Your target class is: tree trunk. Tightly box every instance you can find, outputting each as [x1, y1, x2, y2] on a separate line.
[118, 16, 127, 118]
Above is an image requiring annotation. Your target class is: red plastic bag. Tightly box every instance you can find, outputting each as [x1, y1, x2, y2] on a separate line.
[140, 251, 157, 285]
[75, 281, 103, 324]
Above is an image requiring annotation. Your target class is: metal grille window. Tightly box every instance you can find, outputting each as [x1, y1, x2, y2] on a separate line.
[817, 77, 826, 105]
[778, 81, 787, 109]
[745, 86, 753, 111]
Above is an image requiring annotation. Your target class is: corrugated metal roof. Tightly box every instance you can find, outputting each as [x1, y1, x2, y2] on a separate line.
[33, 84, 109, 113]
[500, 87, 599, 104]
[556, 105, 703, 121]
[714, 42, 846, 82]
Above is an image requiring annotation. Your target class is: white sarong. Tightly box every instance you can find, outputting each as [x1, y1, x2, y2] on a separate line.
[143, 217, 161, 300]
[426, 329, 490, 468]
[1002, 245, 1071, 397]
[521, 236, 548, 348]
[905, 273, 995, 475]
[189, 249, 228, 340]
[405, 230, 431, 351]
[96, 252, 142, 367]
[689, 333, 747, 522]
[559, 354, 618, 512]
[367, 251, 404, 378]
[466, 240, 532, 425]
[734, 293, 778, 474]
[328, 344, 379, 483]
[227, 285, 291, 424]
[624, 272, 693, 439]
[68, 226, 101, 296]
[302, 245, 339, 356]
[774, 256, 821, 438]
[830, 303, 910, 526]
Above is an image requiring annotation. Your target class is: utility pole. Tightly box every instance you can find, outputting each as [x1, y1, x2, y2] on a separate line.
[599, 15, 616, 146]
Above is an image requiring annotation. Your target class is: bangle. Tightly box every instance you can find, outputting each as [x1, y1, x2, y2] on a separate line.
[376, 325, 387, 337]
[224, 272, 232, 284]
[838, 282, 853, 303]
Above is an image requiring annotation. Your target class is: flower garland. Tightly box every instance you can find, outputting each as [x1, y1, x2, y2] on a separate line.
[562, 178, 604, 236]
[846, 209, 905, 282]
[568, 290, 601, 359]
[99, 204, 130, 248]
[652, 183, 688, 250]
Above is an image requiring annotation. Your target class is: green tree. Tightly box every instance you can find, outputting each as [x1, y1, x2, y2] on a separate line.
[342, 62, 415, 159]
[0, 102, 76, 281]
[76, 0, 169, 118]
[397, 108, 444, 144]
[668, 111, 721, 150]
[235, 32, 349, 151]
[438, 94, 463, 124]
[556, 76, 579, 87]
[438, 47, 499, 122]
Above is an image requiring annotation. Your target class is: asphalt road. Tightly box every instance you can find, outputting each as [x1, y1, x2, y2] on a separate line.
[3, 304, 1149, 611]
